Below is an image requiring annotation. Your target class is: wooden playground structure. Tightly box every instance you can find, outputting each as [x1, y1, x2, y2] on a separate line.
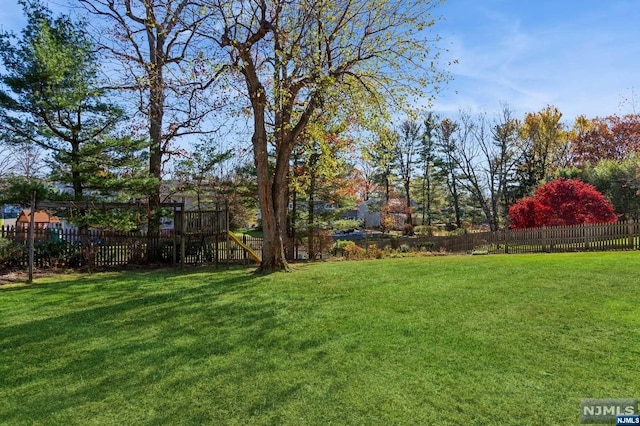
[1, 201, 262, 271]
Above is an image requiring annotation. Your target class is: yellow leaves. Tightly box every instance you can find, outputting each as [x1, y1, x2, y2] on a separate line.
[519, 105, 571, 176]
[570, 114, 598, 140]
[521, 105, 567, 145]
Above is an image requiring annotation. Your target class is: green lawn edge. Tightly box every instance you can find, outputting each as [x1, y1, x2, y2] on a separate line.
[1, 252, 639, 425]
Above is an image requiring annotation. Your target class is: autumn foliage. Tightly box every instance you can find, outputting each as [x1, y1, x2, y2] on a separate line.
[571, 114, 640, 166]
[509, 178, 617, 229]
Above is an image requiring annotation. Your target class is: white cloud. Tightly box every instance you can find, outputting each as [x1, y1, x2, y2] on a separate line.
[434, 0, 640, 121]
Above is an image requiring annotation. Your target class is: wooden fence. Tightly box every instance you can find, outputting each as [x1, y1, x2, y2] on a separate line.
[0, 226, 263, 270]
[351, 221, 640, 255]
[3, 220, 638, 271]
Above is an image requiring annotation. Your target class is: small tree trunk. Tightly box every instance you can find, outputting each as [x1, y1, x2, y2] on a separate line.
[308, 170, 315, 260]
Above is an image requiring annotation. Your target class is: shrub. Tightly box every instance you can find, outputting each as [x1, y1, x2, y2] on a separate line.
[34, 239, 84, 268]
[311, 229, 335, 258]
[380, 215, 396, 233]
[445, 223, 458, 232]
[451, 228, 468, 236]
[413, 225, 437, 237]
[334, 239, 352, 256]
[332, 219, 363, 232]
[343, 242, 366, 260]
[402, 223, 414, 236]
[0, 237, 25, 270]
[415, 241, 435, 251]
[366, 244, 384, 259]
[399, 244, 411, 253]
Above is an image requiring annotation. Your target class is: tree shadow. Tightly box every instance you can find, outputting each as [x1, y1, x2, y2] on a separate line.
[0, 268, 335, 424]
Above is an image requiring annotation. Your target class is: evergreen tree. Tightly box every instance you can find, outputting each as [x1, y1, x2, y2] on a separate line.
[417, 112, 442, 226]
[0, 0, 148, 201]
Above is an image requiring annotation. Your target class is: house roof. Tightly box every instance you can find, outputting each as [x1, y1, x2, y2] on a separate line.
[16, 210, 61, 224]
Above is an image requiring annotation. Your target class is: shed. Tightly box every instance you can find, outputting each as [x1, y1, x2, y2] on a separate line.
[16, 209, 61, 230]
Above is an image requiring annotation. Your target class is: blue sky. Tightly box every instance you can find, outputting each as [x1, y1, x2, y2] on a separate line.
[1, 0, 639, 123]
[434, 0, 640, 121]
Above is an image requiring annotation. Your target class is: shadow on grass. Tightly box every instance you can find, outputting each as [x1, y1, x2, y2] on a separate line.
[0, 267, 332, 424]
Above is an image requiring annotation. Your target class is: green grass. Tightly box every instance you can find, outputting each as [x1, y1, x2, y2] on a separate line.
[234, 228, 263, 238]
[1, 252, 639, 425]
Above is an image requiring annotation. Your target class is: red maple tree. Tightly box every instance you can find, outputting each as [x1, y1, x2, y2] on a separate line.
[509, 178, 618, 228]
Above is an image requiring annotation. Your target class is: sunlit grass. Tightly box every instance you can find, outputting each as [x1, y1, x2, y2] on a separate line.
[1, 252, 639, 425]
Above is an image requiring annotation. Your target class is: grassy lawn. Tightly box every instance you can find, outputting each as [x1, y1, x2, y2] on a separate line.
[1, 252, 639, 425]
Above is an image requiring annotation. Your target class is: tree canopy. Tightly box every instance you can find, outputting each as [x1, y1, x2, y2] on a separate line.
[509, 178, 617, 229]
[0, 0, 149, 200]
[210, 0, 449, 271]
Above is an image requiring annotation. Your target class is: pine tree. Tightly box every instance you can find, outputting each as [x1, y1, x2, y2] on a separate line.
[0, 0, 149, 201]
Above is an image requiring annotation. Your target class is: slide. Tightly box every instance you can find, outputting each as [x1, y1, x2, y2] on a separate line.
[227, 231, 261, 263]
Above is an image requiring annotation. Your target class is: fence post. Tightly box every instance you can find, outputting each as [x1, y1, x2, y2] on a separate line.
[582, 224, 589, 251]
[630, 221, 636, 250]
[226, 231, 231, 268]
[178, 212, 185, 268]
[172, 209, 178, 265]
[28, 192, 36, 283]
[243, 234, 248, 264]
[503, 229, 509, 254]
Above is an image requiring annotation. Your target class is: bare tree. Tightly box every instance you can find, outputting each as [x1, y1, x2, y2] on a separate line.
[455, 111, 504, 230]
[354, 149, 379, 204]
[448, 107, 522, 231]
[78, 0, 227, 258]
[0, 143, 15, 179]
[10, 142, 46, 180]
[489, 106, 523, 227]
[394, 119, 421, 232]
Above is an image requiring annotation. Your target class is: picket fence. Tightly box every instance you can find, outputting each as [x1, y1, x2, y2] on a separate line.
[0, 226, 263, 269]
[357, 221, 640, 254]
[2, 221, 638, 271]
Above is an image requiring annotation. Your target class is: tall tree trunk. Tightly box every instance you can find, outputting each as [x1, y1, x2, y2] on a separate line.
[147, 64, 164, 263]
[451, 177, 462, 229]
[426, 171, 432, 226]
[237, 42, 289, 272]
[67, 136, 84, 201]
[385, 174, 390, 203]
[291, 184, 297, 260]
[251, 101, 288, 271]
[255, 146, 286, 271]
[274, 163, 291, 261]
[404, 179, 413, 234]
[421, 177, 426, 226]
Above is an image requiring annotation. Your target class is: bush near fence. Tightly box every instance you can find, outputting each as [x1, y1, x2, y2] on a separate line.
[2, 221, 638, 271]
[347, 221, 640, 255]
[0, 226, 264, 270]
